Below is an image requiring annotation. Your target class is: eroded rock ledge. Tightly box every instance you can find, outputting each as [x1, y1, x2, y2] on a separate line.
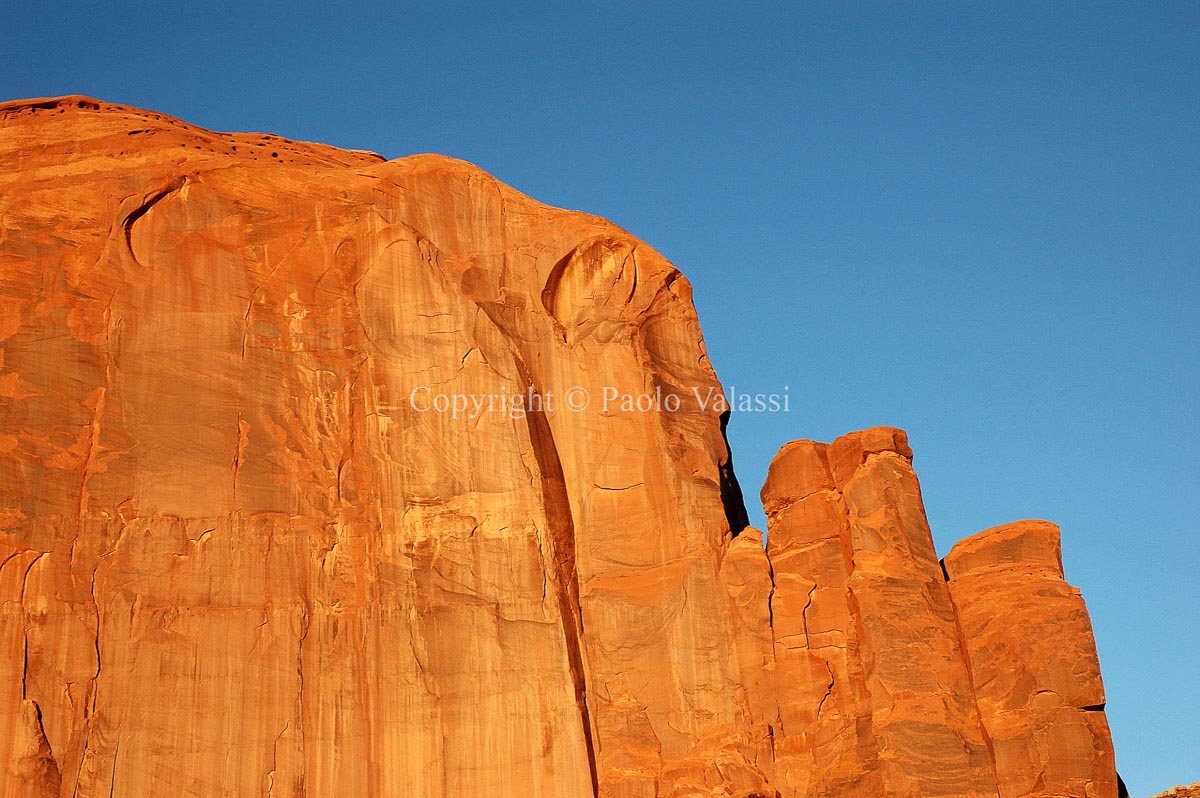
[1152, 784, 1200, 798]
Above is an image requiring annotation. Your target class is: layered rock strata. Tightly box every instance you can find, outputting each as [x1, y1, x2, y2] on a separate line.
[0, 97, 1118, 798]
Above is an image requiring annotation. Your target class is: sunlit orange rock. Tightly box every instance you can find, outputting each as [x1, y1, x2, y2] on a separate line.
[758, 430, 1120, 798]
[0, 97, 1122, 798]
[944, 520, 1119, 798]
[759, 428, 997, 797]
[0, 96, 765, 798]
[1152, 784, 1200, 798]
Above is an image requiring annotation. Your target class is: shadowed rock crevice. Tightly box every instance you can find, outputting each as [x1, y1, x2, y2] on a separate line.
[718, 410, 751, 534]
[519, 390, 600, 797]
[121, 175, 186, 261]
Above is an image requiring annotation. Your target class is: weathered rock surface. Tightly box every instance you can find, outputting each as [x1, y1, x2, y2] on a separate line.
[1151, 784, 1200, 798]
[945, 521, 1118, 798]
[0, 95, 762, 798]
[759, 428, 996, 797]
[0, 97, 1119, 798]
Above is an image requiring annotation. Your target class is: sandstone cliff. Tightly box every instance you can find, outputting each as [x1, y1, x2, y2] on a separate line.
[0, 97, 1119, 797]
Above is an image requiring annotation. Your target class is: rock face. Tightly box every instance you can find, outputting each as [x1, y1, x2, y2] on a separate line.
[0, 97, 1118, 798]
[759, 429, 996, 797]
[757, 433, 1119, 798]
[1152, 784, 1200, 798]
[945, 521, 1118, 798]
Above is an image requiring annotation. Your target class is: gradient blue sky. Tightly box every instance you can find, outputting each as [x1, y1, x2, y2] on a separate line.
[3, 2, 1196, 793]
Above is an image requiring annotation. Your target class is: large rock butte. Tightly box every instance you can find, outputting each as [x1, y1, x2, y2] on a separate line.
[0, 97, 1118, 797]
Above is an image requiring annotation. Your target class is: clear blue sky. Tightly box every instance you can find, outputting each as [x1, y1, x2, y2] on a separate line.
[3, 2, 1196, 793]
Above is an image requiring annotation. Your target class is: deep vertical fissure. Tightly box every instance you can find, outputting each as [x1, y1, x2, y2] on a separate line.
[941, 561, 1002, 790]
[515, 364, 599, 797]
[468, 277, 600, 794]
[718, 410, 750, 533]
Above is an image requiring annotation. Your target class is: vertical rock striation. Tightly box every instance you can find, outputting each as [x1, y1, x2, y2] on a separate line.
[0, 97, 1119, 798]
[944, 521, 1119, 798]
[755, 430, 1121, 798]
[759, 428, 997, 797]
[0, 95, 765, 798]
